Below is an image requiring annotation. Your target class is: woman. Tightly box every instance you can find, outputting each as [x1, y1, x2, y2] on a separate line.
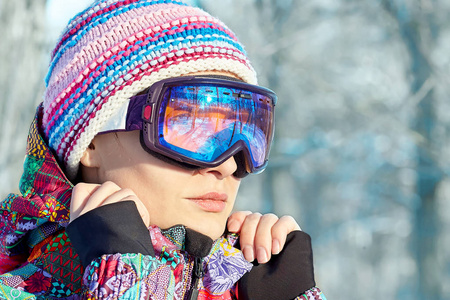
[0, 1, 326, 299]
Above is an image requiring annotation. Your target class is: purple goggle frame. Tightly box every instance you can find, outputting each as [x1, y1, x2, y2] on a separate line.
[124, 76, 277, 178]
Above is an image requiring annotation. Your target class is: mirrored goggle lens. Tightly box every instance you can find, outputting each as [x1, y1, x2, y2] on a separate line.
[157, 84, 274, 169]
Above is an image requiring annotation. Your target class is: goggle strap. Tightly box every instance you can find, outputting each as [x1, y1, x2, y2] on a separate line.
[125, 93, 147, 131]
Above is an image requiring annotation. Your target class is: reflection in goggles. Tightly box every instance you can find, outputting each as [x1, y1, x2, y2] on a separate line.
[159, 85, 273, 166]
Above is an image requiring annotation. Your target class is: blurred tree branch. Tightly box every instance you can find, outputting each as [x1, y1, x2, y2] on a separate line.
[0, 0, 47, 195]
[382, 0, 441, 297]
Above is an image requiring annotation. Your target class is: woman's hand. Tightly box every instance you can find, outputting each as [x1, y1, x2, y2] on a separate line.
[70, 181, 150, 226]
[227, 211, 301, 264]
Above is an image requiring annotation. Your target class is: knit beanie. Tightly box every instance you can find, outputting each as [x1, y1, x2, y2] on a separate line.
[42, 0, 257, 179]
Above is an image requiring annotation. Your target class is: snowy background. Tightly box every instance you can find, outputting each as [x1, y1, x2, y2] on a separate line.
[1, 0, 450, 299]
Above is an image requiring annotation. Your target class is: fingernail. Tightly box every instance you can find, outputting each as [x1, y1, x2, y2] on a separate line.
[242, 245, 254, 262]
[272, 239, 281, 254]
[227, 220, 239, 232]
[257, 247, 268, 264]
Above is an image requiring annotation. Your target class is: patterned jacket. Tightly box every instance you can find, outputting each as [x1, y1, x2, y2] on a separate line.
[0, 108, 326, 299]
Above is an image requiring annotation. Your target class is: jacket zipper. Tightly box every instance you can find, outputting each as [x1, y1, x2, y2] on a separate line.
[189, 257, 203, 300]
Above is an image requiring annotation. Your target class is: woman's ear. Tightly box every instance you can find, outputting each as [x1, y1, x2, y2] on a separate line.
[79, 139, 102, 183]
[80, 141, 101, 168]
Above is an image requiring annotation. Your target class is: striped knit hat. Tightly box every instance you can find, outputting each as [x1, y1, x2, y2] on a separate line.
[42, 0, 257, 179]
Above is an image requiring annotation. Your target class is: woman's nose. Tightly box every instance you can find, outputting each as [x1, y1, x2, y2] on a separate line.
[197, 156, 238, 179]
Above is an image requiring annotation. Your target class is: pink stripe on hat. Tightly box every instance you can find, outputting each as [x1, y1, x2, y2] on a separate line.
[43, 0, 257, 179]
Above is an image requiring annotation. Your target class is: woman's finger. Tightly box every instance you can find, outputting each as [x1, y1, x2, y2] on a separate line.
[270, 215, 301, 255]
[239, 212, 262, 262]
[227, 211, 252, 233]
[70, 181, 150, 227]
[70, 182, 101, 222]
[253, 213, 279, 264]
[78, 181, 123, 216]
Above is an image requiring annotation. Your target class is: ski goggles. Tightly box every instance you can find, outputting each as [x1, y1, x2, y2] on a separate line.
[124, 76, 277, 177]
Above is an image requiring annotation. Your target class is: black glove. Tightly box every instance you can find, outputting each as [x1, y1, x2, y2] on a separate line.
[66, 201, 155, 267]
[237, 231, 316, 300]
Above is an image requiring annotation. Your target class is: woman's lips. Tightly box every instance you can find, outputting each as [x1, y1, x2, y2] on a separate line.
[187, 192, 228, 212]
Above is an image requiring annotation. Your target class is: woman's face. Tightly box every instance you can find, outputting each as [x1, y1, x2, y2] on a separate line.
[86, 130, 241, 240]
[82, 71, 245, 239]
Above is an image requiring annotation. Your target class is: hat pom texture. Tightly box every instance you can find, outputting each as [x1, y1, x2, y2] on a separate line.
[42, 0, 257, 179]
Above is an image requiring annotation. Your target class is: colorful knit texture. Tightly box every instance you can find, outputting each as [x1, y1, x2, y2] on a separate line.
[42, 0, 257, 179]
[0, 108, 327, 300]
